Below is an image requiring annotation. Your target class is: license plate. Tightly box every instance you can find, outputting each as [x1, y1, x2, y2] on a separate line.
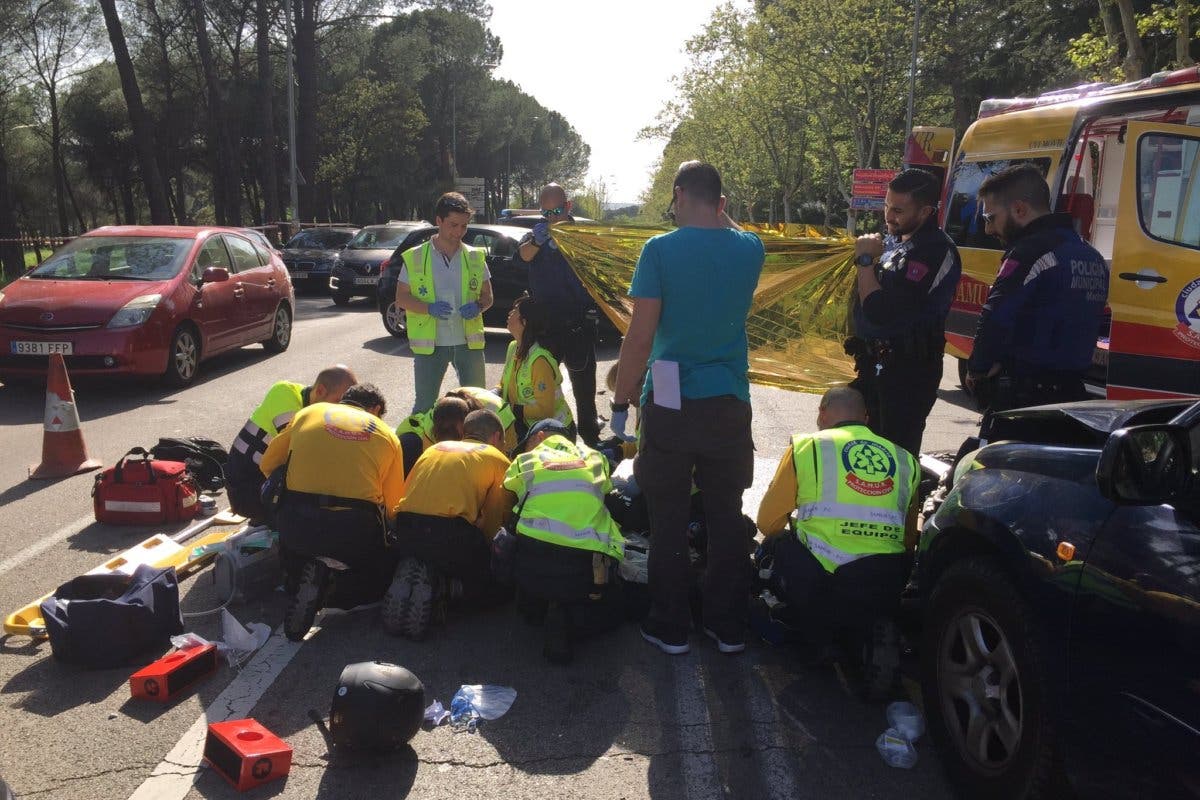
[355, 276, 379, 285]
[11, 340, 73, 355]
[290, 262, 313, 272]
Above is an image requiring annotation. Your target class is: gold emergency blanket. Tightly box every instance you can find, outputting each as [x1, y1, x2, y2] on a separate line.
[551, 224, 858, 393]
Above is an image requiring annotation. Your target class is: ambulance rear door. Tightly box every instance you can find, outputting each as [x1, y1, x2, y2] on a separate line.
[1106, 121, 1200, 400]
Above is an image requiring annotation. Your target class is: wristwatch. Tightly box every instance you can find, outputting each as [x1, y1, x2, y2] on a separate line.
[610, 401, 629, 413]
[854, 252, 877, 268]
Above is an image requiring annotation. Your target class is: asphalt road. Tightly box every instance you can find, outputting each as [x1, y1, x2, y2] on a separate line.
[0, 293, 978, 799]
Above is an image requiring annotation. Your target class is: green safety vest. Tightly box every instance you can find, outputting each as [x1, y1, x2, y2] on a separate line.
[452, 386, 516, 432]
[401, 240, 487, 355]
[233, 381, 306, 464]
[396, 409, 434, 445]
[790, 424, 916, 573]
[499, 341, 574, 427]
[503, 434, 624, 559]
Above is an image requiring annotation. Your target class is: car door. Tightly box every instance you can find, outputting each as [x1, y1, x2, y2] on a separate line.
[1106, 121, 1200, 400]
[466, 229, 523, 321]
[223, 233, 277, 341]
[189, 236, 240, 354]
[1064, 442, 1200, 797]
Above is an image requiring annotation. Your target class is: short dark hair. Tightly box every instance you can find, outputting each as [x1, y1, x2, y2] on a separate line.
[341, 383, 386, 417]
[463, 409, 504, 443]
[431, 397, 470, 441]
[888, 168, 942, 209]
[673, 160, 722, 207]
[978, 163, 1051, 212]
[434, 192, 473, 220]
[442, 389, 484, 412]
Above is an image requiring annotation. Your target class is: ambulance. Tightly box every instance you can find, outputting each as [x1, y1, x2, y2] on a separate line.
[909, 66, 1200, 400]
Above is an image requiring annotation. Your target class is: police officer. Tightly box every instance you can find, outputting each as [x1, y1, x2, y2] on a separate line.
[503, 419, 625, 664]
[517, 183, 602, 445]
[965, 163, 1108, 417]
[226, 365, 356, 522]
[849, 169, 962, 458]
[755, 387, 917, 652]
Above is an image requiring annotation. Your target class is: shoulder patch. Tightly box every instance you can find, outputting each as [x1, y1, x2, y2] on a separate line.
[997, 258, 1021, 280]
[904, 260, 929, 282]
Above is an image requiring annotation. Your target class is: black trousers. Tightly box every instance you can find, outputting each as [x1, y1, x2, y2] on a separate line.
[399, 432, 423, 477]
[851, 350, 943, 458]
[759, 534, 910, 642]
[275, 493, 395, 606]
[547, 312, 600, 446]
[512, 536, 624, 639]
[224, 449, 267, 521]
[635, 396, 755, 642]
[392, 512, 507, 606]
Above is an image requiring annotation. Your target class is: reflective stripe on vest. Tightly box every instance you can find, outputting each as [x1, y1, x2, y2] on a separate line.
[509, 436, 622, 559]
[402, 241, 487, 355]
[499, 341, 573, 427]
[237, 382, 303, 460]
[791, 425, 915, 573]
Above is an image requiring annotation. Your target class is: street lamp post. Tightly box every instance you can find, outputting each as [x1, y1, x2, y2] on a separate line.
[285, 13, 299, 225]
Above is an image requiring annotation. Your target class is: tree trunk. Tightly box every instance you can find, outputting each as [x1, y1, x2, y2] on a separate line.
[0, 139, 22, 282]
[1097, 0, 1123, 71]
[63, 165, 86, 231]
[256, 0, 281, 224]
[121, 181, 136, 224]
[191, 0, 241, 225]
[1114, 0, 1148, 78]
[1180, 0, 1194, 66]
[98, 0, 172, 224]
[294, 0, 318, 220]
[48, 87, 69, 235]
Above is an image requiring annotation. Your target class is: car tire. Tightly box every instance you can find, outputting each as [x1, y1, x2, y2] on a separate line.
[957, 358, 974, 397]
[262, 303, 292, 353]
[163, 324, 200, 388]
[331, 290, 352, 307]
[382, 301, 406, 338]
[921, 557, 1066, 800]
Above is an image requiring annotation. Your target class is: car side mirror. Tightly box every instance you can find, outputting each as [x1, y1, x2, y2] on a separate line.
[1096, 424, 1193, 504]
[201, 266, 230, 284]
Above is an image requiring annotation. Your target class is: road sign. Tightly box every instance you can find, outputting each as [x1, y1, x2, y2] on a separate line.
[850, 196, 886, 211]
[454, 177, 486, 216]
[851, 168, 897, 200]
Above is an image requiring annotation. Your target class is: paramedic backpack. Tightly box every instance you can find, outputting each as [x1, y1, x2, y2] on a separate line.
[150, 436, 229, 491]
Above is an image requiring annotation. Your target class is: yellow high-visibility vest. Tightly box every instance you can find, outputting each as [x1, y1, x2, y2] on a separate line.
[401, 240, 486, 355]
[499, 341, 573, 428]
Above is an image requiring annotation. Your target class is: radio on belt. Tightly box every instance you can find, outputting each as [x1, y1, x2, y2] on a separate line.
[129, 644, 218, 703]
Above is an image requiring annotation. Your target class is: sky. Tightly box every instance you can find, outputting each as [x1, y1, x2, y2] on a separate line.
[487, 0, 747, 206]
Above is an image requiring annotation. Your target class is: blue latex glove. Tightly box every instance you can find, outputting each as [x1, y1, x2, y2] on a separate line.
[428, 300, 453, 320]
[609, 409, 635, 441]
[531, 221, 551, 246]
[459, 301, 481, 320]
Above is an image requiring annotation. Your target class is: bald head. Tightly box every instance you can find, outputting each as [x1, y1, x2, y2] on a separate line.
[310, 365, 357, 404]
[816, 387, 868, 430]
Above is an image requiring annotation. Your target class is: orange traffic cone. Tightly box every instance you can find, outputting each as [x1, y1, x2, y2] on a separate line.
[28, 353, 102, 480]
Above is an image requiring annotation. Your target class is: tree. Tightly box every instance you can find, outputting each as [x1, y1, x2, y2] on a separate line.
[98, 0, 172, 224]
[256, 0, 280, 224]
[191, 0, 242, 224]
[0, 0, 27, 281]
[15, 0, 100, 235]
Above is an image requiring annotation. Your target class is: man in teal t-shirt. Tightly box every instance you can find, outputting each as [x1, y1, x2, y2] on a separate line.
[611, 160, 765, 657]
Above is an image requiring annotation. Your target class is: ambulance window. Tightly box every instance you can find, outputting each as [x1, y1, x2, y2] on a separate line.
[1137, 134, 1200, 249]
[945, 157, 1051, 249]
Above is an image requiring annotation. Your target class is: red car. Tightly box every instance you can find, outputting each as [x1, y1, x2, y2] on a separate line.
[0, 226, 295, 387]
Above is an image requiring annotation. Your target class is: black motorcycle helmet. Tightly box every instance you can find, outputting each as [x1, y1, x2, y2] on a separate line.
[330, 662, 425, 750]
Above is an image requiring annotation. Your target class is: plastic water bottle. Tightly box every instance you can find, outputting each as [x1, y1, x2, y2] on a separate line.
[886, 701, 925, 742]
[876, 728, 918, 769]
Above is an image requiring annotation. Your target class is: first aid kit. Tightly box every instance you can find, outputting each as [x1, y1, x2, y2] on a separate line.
[93, 447, 199, 525]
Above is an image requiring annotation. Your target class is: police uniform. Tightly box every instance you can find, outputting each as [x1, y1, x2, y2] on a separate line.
[755, 423, 917, 641]
[225, 381, 308, 520]
[503, 434, 625, 654]
[518, 219, 601, 445]
[969, 213, 1108, 417]
[849, 218, 961, 457]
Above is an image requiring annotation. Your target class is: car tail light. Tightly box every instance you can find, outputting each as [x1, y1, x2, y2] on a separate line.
[379, 257, 391, 274]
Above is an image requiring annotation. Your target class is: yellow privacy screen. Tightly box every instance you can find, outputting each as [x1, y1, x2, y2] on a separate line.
[551, 224, 857, 393]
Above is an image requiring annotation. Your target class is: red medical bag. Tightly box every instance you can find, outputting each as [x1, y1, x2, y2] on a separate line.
[93, 447, 200, 525]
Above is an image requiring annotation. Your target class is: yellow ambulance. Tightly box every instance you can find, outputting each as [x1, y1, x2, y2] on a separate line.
[917, 66, 1200, 400]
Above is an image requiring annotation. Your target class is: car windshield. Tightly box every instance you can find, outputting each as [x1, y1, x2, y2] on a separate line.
[26, 236, 192, 281]
[287, 229, 355, 249]
[346, 226, 413, 250]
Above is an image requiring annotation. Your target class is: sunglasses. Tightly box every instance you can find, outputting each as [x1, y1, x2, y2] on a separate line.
[541, 206, 565, 218]
[663, 194, 677, 224]
[981, 212, 997, 224]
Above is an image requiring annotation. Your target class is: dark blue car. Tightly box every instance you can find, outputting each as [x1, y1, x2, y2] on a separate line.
[914, 399, 1200, 799]
[280, 226, 358, 295]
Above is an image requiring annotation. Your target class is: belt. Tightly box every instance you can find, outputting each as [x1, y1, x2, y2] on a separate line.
[289, 491, 381, 514]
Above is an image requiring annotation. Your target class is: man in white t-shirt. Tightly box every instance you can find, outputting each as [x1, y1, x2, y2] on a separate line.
[395, 192, 495, 412]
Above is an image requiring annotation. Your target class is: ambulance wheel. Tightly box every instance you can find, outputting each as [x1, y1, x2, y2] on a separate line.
[957, 359, 973, 396]
[284, 560, 329, 641]
[383, 557, 434, 639]
[164, 324, 200, 387]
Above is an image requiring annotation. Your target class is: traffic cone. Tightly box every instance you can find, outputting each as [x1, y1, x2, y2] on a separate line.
[28, 353, 102, 480]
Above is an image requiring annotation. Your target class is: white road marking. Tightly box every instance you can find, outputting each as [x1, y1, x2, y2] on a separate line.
[0, 513, 93, 578]
[673, 656, 725, 800]
[745, 664, 803, 799]
[126, 627, 304, 800]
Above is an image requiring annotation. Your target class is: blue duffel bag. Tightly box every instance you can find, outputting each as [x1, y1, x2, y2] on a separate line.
[40, 564, 184, 668]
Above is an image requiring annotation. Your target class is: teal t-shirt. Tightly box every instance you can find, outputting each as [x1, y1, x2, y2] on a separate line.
[629, 227, 764, 403]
